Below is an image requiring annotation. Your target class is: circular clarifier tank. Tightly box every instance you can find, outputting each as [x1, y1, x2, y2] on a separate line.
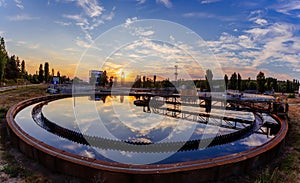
[6, 94, 287, 183]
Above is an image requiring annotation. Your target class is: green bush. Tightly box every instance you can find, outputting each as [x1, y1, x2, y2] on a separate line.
[287, 93, 295, 98]
[0, 107, 8, 119]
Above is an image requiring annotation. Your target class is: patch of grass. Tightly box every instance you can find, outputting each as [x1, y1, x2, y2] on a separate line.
[254, 167, 281, 183]
[2, 164, 20, 177]
[0, 107, 8, 119]
[25, 174, 52, 183]
[2, 151, 17, 164]
[1, 152, 31, 178]
[279, 153, 298, 172]
[2, 163, 33, 178]
[1, 151, 53, 182]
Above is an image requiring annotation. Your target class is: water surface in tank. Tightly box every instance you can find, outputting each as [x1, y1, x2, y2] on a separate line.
[15, 96, 274, 164]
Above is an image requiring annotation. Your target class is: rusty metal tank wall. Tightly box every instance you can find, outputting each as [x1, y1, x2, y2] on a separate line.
[6, 95, 288, 183]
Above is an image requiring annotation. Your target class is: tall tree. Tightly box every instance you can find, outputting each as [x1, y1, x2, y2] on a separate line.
[38, 64, 44, 83]
[256, 71, 266, 93]
[224, 74, 228, 90]
[272, 78, 278, 91]
[52, 68, 55, 76]
[0, 37, 8, 82]
[161, 78, 173, 88]
[229, 72, 237, 90]
[237, 73, 242, 91]
[44, 62, 50, 83]
[99, 70, 108, 87]
[5, 55, 20, 79]
[21, 60, 25, 75]
[248, 81, 257, 90]
[133, 75, 141, 88]
[109, 76, 114, 87]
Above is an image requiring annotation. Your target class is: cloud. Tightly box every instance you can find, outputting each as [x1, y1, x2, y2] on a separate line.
[16, 41, 26, 46]
[183, 12, 236, 21]
[183, 12, 215, 18]
[54, 20, 72, 26]
[206, 22, 300, 79]
[76, 0, 104, 18]
[0, 0, 6, 7]
[64, 47, 80, 52]
[16, 40, 40, 49]
[124, 18, 155, 39]
[200, 0, 220, 4]
[254, 18, 268, 26]
[244, 28, 269, 40]
[101, 6, 115, 21]
[61, 3, 115, 44]
[107, 39, 209, 80]
[14, 0, 24, 9]
[274, 0, 300, 15]
[156, 0, 172, 8]
[136, 0, 146, 4]
[248, 10, 268, 26]
[76, 39, 91, 48]
[63, 14, 85, 22]
[249, 10, 264, 18]
[28, 44, 40, 49]
[125, 17, 138, 27]
[8, 14, 39, 21]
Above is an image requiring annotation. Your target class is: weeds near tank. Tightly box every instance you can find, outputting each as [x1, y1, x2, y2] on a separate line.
[1, 151, 33, 178]
[0, 107, 8, 119]
[254, 167, 280, 183]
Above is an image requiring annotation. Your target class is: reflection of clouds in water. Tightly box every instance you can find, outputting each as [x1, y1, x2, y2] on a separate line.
[43, 98, 78, 129]
[60, 143, 97, 159]
[17, 116, 27, 120]
[61, 143, 83, 150]
[47, 97, 251, 143]
[44, 96, 258, 144]
[47, 97, 261, 142]
[240, 134, 270, 147]
[120, 151, 133, 158]
[79, 150, 96, 159]
[102, 109, 111, 113]
[223, 110, 254, 121]
[262, 113, 277, 124]
[15, 97, 278, 165]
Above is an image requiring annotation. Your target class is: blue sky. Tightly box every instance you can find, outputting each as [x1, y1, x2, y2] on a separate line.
[0, 0, 299, 81]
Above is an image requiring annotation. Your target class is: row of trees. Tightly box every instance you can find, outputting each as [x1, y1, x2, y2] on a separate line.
[0, 36, 69, 85]
[129, 69, 299, 94]
[34, 62, 70, 84]
[0, 37, 29, 85]
[132, 75, 177, 89]
[223, 71, 299, 93]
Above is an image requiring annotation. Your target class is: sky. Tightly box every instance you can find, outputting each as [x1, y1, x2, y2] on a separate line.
[0, 0, 299, 82]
